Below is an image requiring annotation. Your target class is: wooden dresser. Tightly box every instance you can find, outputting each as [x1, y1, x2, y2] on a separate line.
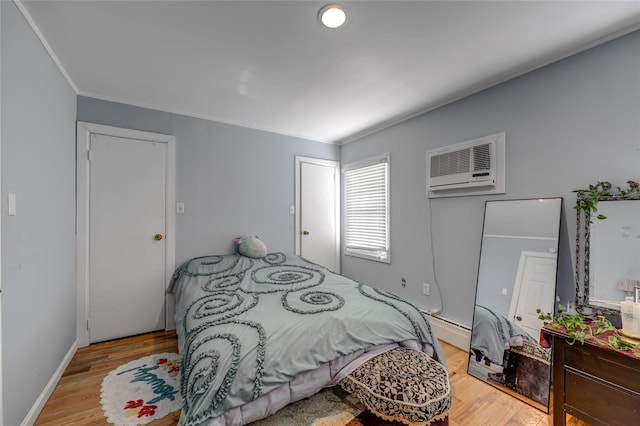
[543, 326, 640, 426]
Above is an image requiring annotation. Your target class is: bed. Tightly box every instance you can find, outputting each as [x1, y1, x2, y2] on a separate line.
[170, 252, 446, 426]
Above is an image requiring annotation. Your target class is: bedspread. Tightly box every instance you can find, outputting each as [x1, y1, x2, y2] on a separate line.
[171, 253, 444, 426]
[471, 305, 534, 365]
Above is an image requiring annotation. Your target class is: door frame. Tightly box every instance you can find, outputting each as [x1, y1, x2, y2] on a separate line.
[0, 2, 3, 415]
[76, 122, 176, 347]
[294, 156, 340, 273]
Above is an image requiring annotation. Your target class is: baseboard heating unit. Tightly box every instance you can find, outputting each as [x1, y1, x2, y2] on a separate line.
[423, 313, 471, 351]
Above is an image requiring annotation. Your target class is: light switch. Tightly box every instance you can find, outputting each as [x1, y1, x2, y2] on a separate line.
[289, 205, 295, 214]
[176, 202, 185, 213]
[8, 193, 16, 216]
[501, 287, 508, 296]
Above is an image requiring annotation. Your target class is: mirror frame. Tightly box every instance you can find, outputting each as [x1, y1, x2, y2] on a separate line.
[468, 197, 562, 413]
[576, 194, 639, 316]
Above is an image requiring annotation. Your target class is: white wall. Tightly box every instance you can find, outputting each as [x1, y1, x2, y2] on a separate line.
[340, 30, 640, 327]
[77, 96, 341, 264]
[1, 2, 77, 425]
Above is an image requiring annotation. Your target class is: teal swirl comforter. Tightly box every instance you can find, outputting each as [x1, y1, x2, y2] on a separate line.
[171, 253, 444, 426]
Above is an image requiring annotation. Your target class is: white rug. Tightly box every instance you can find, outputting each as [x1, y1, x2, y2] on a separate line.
[100, 352, 182, 426]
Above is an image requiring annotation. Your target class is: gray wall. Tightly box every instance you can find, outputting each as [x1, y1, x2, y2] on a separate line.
[1, 2, 78, 425]
[77, 96, 340, 264]
[340, 30, 640, 327]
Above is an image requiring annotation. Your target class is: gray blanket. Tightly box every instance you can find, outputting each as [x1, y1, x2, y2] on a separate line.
[471, 304, 534, 365]
[171, 253, 444, 426]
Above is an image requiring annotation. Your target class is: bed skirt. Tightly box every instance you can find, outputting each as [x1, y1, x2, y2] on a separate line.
[205, 340, 435, 426]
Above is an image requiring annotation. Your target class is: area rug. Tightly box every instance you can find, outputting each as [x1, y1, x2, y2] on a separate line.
[101, 352, 182, 426]
[101, 353, 364, 426]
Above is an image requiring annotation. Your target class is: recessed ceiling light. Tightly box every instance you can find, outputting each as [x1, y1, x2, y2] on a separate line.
[319, 4, 347, 29]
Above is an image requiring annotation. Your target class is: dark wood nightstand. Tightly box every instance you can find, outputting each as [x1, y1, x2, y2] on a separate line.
[543, 326, 640, 426]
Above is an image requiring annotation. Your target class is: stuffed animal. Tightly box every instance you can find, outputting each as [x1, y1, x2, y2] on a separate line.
[236, 235, 267, 258]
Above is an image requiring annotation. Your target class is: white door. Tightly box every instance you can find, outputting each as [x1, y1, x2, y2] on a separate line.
[88, 134, 167, 343]
[295, 157, 339, 272]
[509, 251, 557, 339]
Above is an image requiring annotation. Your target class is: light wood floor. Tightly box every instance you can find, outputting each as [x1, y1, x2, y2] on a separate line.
[34, 331, 588, 426]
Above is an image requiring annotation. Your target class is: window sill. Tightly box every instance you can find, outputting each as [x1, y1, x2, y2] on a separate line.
[345, 250, 390, 264]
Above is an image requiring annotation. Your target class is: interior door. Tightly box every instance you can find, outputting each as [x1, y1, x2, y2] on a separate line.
[510, 252, 557, 339]
[88, 134, 167, 343]
[296, 157, 339, 272]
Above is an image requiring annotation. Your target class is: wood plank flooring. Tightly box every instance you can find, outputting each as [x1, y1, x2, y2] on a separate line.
[35, 331, 179, 426]
[34, 331, 589, 425]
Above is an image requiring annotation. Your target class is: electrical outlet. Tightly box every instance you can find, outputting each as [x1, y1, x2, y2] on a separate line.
[423, 283, 430, 295]
[401, 278, 406, 287]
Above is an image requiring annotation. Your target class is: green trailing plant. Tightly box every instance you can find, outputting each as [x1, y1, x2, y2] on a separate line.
[617, 185, 639, 197]
[573, 181, 612, 222]
[537, 304, 640, 355]
[573, 180, 640, 223]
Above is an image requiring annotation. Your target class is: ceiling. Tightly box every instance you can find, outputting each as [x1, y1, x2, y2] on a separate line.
[20, 1, 640, 144]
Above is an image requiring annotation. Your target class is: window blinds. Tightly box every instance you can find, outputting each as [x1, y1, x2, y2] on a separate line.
[343, 155, 389, 262]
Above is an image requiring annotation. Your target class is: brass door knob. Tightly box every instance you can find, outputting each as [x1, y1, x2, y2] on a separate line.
[302, 230, 310, 235]
[154, 234, 163, 241]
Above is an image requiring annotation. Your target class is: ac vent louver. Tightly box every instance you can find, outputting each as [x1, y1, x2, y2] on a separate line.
[472, 144, 491, 173]
[430, 148, 470, 178]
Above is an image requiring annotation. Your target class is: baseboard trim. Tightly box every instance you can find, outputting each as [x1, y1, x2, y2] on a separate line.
[424, 313, 471, 351]
[21, 339, 77, 426]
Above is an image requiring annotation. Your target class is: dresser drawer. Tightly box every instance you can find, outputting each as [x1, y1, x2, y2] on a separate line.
[565, 368, 640, 424]
[564, 340, 640, 394]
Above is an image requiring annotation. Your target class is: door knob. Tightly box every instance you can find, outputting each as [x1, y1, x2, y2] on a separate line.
[154, 234, 163, 241]
[516, 316, 522, 321]
[302, 230, 310, 235]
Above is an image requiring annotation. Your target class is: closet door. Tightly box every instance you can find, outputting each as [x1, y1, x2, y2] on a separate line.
[295, 157, 340, 273]
[88, 134, 167, 343]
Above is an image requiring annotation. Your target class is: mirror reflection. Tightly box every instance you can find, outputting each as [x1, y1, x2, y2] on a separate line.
[587, 200, 640, 311]
[468, 198, 562, 412]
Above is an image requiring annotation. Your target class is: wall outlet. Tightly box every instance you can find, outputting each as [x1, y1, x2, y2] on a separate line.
[423, 283, 430, 295]
[401, 278, 406, 287]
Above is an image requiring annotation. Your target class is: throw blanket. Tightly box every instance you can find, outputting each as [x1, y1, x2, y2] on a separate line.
[171, 253, 444, 426]
[471, 305, 534, 365]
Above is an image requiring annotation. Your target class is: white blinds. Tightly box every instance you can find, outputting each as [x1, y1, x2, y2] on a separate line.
[343, 155, 389, 262]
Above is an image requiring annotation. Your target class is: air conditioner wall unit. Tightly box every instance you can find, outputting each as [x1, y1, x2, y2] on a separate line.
[427, 132, 505, 198]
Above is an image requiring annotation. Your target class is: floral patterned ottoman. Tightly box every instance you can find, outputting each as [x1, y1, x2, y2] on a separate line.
[340, 347, 451, 426]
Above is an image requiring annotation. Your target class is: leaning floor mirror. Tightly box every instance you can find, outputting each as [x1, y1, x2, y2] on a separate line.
[468, 198, 562, 412]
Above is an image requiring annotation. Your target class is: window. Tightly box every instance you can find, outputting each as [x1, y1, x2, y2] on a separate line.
[343, 153, 390, 263]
